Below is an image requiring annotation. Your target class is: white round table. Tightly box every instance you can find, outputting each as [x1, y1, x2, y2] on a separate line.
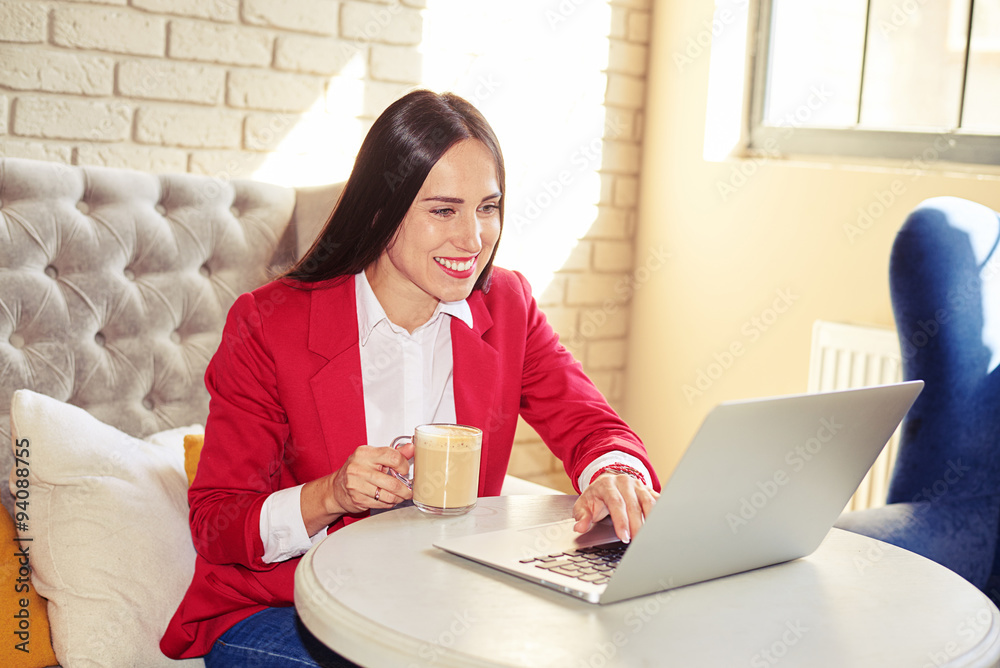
[295, 495, 1000, 667]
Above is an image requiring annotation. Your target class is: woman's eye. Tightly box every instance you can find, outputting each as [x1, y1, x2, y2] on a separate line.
[431, 208, 455, 217]
[480, 203, 500, 214]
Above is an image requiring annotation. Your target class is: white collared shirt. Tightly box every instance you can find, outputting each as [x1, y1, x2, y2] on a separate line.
[353, 268, 473, 456]
[258, 271, 649, 563]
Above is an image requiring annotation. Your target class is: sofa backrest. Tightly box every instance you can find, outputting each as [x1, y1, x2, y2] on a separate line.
[0, 157, 342, 513]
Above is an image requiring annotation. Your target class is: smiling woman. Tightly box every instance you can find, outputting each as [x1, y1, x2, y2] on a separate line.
[160, 89, 660, 668]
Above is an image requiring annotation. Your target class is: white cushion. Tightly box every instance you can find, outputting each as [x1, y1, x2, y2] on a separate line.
[9, 389, 204, 668]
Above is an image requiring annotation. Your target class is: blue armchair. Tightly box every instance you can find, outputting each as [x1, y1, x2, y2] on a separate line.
[834, 196, 1000, 599]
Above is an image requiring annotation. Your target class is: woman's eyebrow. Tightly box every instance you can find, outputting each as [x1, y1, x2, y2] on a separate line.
[422, 196, 464, 203]
[421, 192, 502, 204]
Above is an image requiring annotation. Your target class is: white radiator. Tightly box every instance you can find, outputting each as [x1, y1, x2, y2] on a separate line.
[807, 320, 903, 511]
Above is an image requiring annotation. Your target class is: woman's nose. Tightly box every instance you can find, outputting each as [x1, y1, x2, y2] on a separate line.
[454, 210, 483, 252]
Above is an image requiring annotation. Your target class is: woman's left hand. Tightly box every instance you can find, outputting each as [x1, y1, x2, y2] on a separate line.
[572, 473, 659, 544]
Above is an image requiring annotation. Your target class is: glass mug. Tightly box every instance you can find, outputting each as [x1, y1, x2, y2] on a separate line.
[389, 424, 483, 516]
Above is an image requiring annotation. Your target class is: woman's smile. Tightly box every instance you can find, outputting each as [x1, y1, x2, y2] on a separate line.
[433, 254, 478, 276]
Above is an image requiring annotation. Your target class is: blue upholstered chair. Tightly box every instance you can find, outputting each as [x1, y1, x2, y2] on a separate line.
[834, 196, 1000, 598]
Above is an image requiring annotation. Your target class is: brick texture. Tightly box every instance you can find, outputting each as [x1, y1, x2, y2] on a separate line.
[370, 44, 422, 82]
[274, 35, 358, 75]
[0, 2, 48, 43]
[135, 106, 243, 148]
[340, 2, 422, 45]
[131, 0, 239, 23]
[242, 0, 338, 36]
[168, 20, 273, 67]
[52, 6, 166, 56]
[0, 139, 73, 162]
[13, 96, 132, 141]
[0, 46, 114, 96]
[227, 69, 326, 112]
[118, 60, 225, 105]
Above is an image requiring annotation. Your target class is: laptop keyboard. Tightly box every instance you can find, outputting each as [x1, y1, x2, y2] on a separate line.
[518, 542, 628, 585]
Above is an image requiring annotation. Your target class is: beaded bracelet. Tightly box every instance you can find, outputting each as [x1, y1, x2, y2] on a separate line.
[589, 463, 647, 486]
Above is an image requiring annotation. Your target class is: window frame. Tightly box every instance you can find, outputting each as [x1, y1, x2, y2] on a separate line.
[747, 0, 1000, 167]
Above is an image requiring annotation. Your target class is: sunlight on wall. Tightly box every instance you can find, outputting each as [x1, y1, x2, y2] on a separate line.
[420, 0, 612, 293]
[246, 1, 615, 294]
[702, 0, 750, 161]
[251, 52, 369, 188]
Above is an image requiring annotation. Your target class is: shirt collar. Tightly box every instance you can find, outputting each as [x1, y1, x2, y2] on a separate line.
[355, 270, 474, 345]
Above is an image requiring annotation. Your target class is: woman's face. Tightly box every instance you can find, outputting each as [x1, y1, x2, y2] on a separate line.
[369, 139, 502, 326]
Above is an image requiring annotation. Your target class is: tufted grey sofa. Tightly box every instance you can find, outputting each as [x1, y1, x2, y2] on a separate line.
[0, 156, 342, 518]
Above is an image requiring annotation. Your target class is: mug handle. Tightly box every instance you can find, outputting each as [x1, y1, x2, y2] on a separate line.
[387, 436, 413, 490]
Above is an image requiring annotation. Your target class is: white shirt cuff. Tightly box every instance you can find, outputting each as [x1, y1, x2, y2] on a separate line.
[259, 484, 327, 564]
[578, 451, 653, 492]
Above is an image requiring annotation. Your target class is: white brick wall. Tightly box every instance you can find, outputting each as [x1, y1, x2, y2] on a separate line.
[0, 0, 653, 494]
[13, 97, 132, 141]
[0, 2, 48, 43]
[118, 60, 225, 105]
[131, 0, 239, 23]
[0, 0, 426, 181]
[135, 106, 244, 148]
[242, 0, 340, 35]
[0, 46, 115, 96]
[167, 20, 274, 66]
[52, 6, 167, 56]
[227, 69, 326, 111]
[340, 2, 422, 44]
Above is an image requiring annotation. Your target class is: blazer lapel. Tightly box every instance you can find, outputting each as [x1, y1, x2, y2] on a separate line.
[452, 290, 500, 492]
[307, 276, 368, 468]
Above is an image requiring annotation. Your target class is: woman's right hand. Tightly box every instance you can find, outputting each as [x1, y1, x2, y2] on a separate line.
[300, 443, 415, 535]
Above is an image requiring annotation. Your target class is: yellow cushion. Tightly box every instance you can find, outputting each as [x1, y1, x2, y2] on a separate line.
[183, 433, 204, 486]
[0, 504, 59, 668]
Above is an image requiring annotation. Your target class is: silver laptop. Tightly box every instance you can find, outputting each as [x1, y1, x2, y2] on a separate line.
[434, 381, 924, 604]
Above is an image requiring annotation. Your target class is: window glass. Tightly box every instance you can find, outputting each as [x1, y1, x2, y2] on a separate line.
[764, 0, 868, 127]
[859, 0, 970, 130]
[962, 1, 1000, 132]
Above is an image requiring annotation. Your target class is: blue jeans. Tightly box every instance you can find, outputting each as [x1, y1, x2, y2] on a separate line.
[204, 607, 360, 668]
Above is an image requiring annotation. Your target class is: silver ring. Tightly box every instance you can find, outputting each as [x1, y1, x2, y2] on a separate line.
[374, 487, 381, 502]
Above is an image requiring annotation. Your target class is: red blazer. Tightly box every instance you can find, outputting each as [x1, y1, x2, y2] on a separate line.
[160, 267, 658, 659]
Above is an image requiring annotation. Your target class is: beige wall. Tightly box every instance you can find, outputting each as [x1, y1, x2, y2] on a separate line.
[626, 0, 1000, 480]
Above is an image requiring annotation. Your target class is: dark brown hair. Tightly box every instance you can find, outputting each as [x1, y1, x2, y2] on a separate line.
[283, 90, 505, 291]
